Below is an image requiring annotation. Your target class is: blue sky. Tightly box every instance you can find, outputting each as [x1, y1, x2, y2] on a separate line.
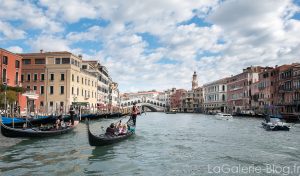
[1, 0, 300, 92]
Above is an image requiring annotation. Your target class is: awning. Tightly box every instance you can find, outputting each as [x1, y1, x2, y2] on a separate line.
[72, 102, 89, 106]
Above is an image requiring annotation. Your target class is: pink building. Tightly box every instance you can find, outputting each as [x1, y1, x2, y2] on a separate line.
[19, 52, 46, 114]
[170, 89, 186, 110]
[227, 66, 264, 114]
[276, 63, 300, 114]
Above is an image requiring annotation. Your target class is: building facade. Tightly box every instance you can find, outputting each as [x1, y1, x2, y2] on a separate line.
[170, 89, 186, 111]
[21, 51, 99, 114]
[227, 66, 264, 114]
[203, 78, 228, 113]
[276, 63, 300, 114]
[0, 48, 26, 113]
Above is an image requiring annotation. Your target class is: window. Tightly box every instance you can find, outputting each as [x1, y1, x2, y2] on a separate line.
[50, 86, 54, 94]
[60, 86, 64, 94]
[35, 59, 45, 64]
[77, 88, 79, 96]
[15, 60, 20, 68]
[62, 58, 70, 64]
[85, 79, 87, 85]
[61, 74, 65, 81]
[55, 58, 61, 64]
[41, 86, 44, 94]
[82, 89, 83, 96]
[33, 86, 37, 91]
[2, 68, 7, 82]
[15, 72, 19, 86]
[50, 74, 54, 81]
[27, 86, 30, 90]
[82, 65, 87, 69]
[72, 74, 74, 81]
[41, 73, 45, 81]
[22, 59, 31, 65]
[40, 101, 44, 107]
[21, 74, 24, 82]
[34, 74, 38, 81]
[60, 102, 64, 107]
[2, 56, 8, 65]
[72, 87, 74, 94]
[77, 76, 79, 82]
[27, 74, 31, 81]
[50, 101, 53, 107]
[82, 78, 83, 84]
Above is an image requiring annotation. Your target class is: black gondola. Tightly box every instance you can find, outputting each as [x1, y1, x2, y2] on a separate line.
[2, 115, 57, 127]
[1, 121, 79, 138]
[87, 118, 135, 146]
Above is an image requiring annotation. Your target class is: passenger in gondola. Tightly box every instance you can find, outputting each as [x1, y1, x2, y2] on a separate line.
[105, 123, 116, 136]
[116, 120, 122, 129]
[55, 118, 60, 129]
[61, 120, 66, 128]
[118, 124, 128, 135]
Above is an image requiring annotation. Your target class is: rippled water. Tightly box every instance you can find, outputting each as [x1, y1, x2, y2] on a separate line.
[1, 113, 300, 176]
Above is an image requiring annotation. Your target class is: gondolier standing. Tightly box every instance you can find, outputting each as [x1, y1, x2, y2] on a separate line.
[131, 103, 139, 126]
[69, 106, 75, 125]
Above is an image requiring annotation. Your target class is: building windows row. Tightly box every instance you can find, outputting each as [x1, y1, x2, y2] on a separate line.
[49, 73, 64, 81]
[55, 58, 70, 64]
[21, 73, 45, 82]
[22, 58, 45, 65]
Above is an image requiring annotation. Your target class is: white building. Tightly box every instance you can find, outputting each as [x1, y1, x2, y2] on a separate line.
[203, 78, 228, 113]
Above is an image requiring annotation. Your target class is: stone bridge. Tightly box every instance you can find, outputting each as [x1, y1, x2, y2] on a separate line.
[121, 97, 166, 112]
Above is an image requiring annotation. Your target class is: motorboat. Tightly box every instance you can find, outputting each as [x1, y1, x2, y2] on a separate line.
[262, 117, 291, 131]
[215, 113, 233, 120]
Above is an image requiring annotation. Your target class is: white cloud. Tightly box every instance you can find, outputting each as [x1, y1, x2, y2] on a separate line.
[0, 20, 26, 40]
[6, 46, 23, 53]
[2, 0, 300, 92]
[28, 35, 70, 52]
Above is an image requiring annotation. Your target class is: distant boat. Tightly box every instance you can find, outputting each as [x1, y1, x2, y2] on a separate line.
[215, 113, 233, 120]
[261, 116, 290, 131]
[165, 112, 176, 114]
[1, 120, 79, 138]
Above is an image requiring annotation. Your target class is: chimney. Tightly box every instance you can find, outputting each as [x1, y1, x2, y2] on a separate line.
[40, 49, 43, 53]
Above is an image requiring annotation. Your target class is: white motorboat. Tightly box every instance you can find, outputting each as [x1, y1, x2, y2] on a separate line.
[215, 113, 233, 120]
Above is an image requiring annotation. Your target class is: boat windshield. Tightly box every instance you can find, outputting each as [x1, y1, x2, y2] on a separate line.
[270, 118, 283, 123]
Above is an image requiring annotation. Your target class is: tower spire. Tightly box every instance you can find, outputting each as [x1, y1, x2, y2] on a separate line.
[192, 71, 198, 90]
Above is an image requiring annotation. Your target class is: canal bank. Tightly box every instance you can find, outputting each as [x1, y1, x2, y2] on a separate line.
[0, 113, 299, 176]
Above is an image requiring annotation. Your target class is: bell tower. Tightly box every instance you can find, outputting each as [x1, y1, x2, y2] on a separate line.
[192, 71, 198, 90]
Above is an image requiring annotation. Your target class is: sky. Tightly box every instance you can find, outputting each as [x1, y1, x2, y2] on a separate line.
[1, 0, 300, 92]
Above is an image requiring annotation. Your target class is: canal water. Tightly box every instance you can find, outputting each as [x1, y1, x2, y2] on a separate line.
[0, 113, 300, 176]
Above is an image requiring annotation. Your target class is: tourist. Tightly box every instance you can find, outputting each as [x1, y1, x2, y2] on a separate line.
[61, 120, 66, 128]
[119, 124, 127, 135]
[131, 103, 139, 126]
[55, 118, 60, 129]
[105, 123, 116, 136]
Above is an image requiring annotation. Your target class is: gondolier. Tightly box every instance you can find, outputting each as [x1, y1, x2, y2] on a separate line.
[131, 103, 139, 126]
[69, 106, 75, 125]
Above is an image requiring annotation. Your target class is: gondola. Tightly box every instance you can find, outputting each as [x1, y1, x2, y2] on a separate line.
[1, 120, 79, 138]
[87, 118, 135, 146]
[2, 115, 57, 127]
